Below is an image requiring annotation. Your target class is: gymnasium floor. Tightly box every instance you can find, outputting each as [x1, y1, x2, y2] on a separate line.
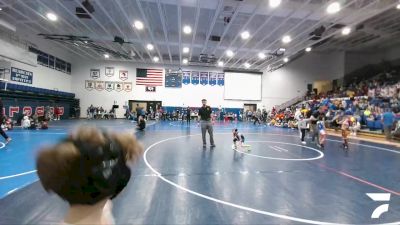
[0, 119, 399, 225]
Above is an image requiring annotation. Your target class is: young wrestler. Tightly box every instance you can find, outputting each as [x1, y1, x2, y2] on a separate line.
[317, 119, 326, 149]
[341, 116, 351, 149]
[232, 129, 245, 149]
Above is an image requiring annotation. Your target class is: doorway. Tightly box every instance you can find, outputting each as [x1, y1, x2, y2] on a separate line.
[243, 103, 257, 112]
[129, 100, 162, 114]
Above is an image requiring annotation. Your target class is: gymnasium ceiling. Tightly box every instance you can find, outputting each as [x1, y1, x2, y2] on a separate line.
[0, 0, 399, 71]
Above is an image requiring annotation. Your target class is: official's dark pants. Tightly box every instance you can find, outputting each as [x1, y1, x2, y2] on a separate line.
[187, 115, 191, 124]
[0, 127, 9, 140]
[201, 121, 214, 146]
[301, 129, 306, 142]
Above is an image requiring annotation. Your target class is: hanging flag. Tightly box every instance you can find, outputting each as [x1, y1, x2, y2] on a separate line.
[105, 81, 114, 92]
[90, 69, 100, 79]
[115, 82, 123, 92]
[146, 86, 156, 92]
[209, 72, 217, 86]
[85, 80, 94, 91]
[95, 81, 105, 91]
[119, 70, 128, 81]
[217, 73, 225, 86]
[105, 67, 114, 77]
[200, 72, 209, 85]
[136, 68, 163, 86]
[191, 71, 199, 85]
[124, 82, 132, 92]
[182, 71, 191, 85]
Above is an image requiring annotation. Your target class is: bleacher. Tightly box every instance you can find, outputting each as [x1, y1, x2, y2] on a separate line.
[0, 82, 75, 98]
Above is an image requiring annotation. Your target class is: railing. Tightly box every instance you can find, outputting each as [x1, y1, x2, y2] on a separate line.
[274, 92, 307, 111]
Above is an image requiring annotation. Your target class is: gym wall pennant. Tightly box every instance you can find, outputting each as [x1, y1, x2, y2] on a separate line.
[105, 81, 114, 92]
[123, 82, 132, 92]
[119, 70, 128, 81]
[95, 81, 105, 91]
[85, 80, 94, 91]
[115, 82, 123, 92]
[90, 69, 100, 79]
[105, 67, 114, 77]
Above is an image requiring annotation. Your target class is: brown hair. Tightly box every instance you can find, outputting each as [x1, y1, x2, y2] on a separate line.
[36, 127, 143, 204]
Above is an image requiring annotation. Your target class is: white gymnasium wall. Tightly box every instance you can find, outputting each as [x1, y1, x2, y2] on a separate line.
[0, 29, 74, 92]
[345, 44, 400, 74]
[71, 60, 263, 118]
[262, 51, 345, 109]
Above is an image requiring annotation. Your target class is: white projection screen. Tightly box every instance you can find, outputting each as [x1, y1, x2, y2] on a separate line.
[224, 72, 262, 100]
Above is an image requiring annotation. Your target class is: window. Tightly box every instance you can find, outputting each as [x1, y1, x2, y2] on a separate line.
[38, 52, 49, 66]
[49, 55, 55, 69]
[29, 46, 71, 75]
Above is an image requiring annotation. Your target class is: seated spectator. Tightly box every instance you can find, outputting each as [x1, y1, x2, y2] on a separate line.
[22, 113, 31, 129]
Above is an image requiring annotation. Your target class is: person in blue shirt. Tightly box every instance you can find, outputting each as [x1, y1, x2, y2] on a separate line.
[381, 108, 395, 140]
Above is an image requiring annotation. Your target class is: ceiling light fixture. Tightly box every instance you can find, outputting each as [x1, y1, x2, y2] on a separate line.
[279, 48, 286, 52]
[282, 35, 291, 43]
[147, 44, 154, 51]
[183, 25, 192, 34]
[269, 0, 282, 8]
[153, 56, 159, 62]
[327, 2, 341, 14]
[46, 12, 58, 21]
[182, 47, 190, 54]
[342, 27, 351, 35]
[241, 31, 250, 40]
[218, 61, 224, 67]
[244, 62, 251, 69]
[134, 20, 144, 30]
[182, 58, 188, 64]
[396, 3, 400, 9]
[258, 52, 266, 59]
[226, 50, 234, 57]
[104, 54, 109, 59]
[283, 57, 289, 63]
[305, 47, 312, 52]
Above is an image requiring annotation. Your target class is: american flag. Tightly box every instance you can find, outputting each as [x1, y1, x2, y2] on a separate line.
[136, 68, 163, 86]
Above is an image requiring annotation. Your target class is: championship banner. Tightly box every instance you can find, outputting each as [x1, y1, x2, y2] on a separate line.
[11, 67, 33, 84]
[145, 86, 156, 92]
[191, 71, 199, 85]
[182, 71, 191, 85]
[200, 72, 209, 86]
[90, 69, 100, 79]
[123, 82, 132, 92]
[115, 82, 123, 92]
[105, 81, 114, 92]
[119, 70, 128, 81]
[95, 81, 105, 91]
[85, 80, 94, 91]
[209, 72, 217, 86]
[105, 67, 114, 77]
[217, 72, 225, 86]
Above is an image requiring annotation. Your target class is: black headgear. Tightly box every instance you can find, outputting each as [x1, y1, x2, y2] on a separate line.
[66, 132, 131, 205]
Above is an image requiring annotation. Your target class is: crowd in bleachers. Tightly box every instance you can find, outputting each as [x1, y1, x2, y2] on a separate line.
[265, 69, 400, 141]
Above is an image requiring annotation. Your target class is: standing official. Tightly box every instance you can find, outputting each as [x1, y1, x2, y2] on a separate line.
[198, 99, 215, 147]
